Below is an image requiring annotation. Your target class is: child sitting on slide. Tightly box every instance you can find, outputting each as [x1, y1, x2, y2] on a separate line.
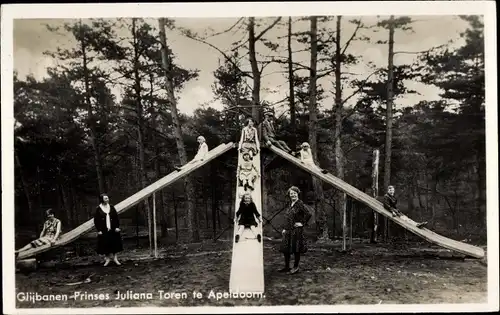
[299, 142, 328, 174]
[175, 136, 208, 171]
[237, 152, 260, 191]
[383, 185, 428, 229]
[238, 117, 260, 158]
[234, 193, 262, 243]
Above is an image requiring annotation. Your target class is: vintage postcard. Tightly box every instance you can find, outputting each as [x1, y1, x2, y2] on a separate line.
[1, 1, 498, 314]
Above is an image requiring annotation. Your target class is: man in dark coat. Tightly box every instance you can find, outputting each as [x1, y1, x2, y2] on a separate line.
[261, 110, 293, 153]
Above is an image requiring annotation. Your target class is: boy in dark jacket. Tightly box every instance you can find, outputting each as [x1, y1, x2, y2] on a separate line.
[383, 186, 428, 229]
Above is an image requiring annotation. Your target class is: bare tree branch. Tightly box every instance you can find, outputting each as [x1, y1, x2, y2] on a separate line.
[259, 60, 274, 75]
[317, 68, 335, 79]
[261, 70, 289, 78]
[255, 17, 282, 42]
[267, 57, 311, 71]
[205, 17, 245, 38]
[341, 20, 362, 55]
[179, 28, 253, 79]
[341, 68, 384, 107]
[317, 68, 384, 123]
[394, 43, 447, 55]
[229, 17, 282, 53]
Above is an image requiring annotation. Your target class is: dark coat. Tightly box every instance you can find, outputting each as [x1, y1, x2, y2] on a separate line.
[280, 199, 312, 254]
[383, 193, 398, 211]
[94, 205, 123, 254]
[236, 201, 260, 227]
[261, 119, 277, 142]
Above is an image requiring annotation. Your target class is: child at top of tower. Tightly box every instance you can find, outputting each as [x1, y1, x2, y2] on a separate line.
[238, 117, 260, 158]
[237, 151, 260, 191]
[175, 136, 209, 171]
[299, 142, 328, 174]
[234, 192, 262, 243]
[383, 185, 428, 229]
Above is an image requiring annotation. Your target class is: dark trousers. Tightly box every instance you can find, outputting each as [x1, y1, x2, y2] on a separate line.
[268, 138, 292, 152]
[284, 252, 301, 268]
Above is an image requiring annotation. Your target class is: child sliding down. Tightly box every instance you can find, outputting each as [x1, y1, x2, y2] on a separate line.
[237, 152, 260, 191]
[234, 193, 262, 243]
[175, 136, 208, 171]
[383, 185, 428, 229]
[299, 142, 328, 174]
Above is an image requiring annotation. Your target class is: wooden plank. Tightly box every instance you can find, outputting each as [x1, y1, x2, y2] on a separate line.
[229, 150, 265, 293]
[17, 143, 235, 260]
[269, 145, 485, 259]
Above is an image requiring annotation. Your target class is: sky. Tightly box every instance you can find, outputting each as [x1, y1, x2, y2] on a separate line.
[13, 15, 471, 115]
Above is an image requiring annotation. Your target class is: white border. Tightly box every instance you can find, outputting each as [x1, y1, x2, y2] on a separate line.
[2, 1, 498, 314]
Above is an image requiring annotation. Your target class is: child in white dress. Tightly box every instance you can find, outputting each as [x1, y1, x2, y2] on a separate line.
[175, 136, 209, 171]
[237, 152, 260, 191]
[299, 142, 328, 174]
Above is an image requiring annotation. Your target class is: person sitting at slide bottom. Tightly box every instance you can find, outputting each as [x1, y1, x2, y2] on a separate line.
[15, 209, 62, 256]
[383, 185, 428, 229]
[175, 136, 208, 171]
[299, 142, 329, 174]
[237, 152, 260, 191]
[234, 193, 262, 243]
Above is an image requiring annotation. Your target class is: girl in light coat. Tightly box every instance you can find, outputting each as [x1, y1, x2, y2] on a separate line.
[299, 142, 328, 174]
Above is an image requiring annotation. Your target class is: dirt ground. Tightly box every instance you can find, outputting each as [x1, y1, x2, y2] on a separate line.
[15, 240, 487, 308]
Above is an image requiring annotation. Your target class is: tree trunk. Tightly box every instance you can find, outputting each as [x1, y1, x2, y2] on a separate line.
[150, 73, 169, 238]
[371, 149, 380, 242]
[475, 151, 485, 225]
[248, 17, 261, 122]
[15, 151, 34, 229]
[211, 164, 218, 240]
[333, 15, 346, 242]
[288, 16, 296, 149]
[383, 15, 395, 241]
[70, 182, 79, 228]
[308, 16, 327, 239]
[158, 18, 199, 242]
[80, 20, 106, 194]
[59, 180, 71, 228]
[132, 18, 152, 245]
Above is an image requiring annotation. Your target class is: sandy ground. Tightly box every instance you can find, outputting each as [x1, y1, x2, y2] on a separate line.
[15, 240, 487, 308]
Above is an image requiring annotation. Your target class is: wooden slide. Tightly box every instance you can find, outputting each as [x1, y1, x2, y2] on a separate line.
[268, 145, 485, 259]
[17, 142, 236, 260]
[229, 149, 265, 294]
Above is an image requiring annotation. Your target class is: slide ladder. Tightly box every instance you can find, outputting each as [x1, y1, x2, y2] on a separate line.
[17, 142, 235, 260]
[269, 145, 485, 259]
[229, 149, 265, 293]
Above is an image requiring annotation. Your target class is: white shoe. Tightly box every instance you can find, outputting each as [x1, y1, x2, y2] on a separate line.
[103, 259, 110, 267]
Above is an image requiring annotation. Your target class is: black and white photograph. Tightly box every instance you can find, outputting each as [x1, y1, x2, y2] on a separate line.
[1, 1, 498, 314]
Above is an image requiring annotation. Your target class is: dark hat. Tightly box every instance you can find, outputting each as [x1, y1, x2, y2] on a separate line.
[264, 110, 274, 117]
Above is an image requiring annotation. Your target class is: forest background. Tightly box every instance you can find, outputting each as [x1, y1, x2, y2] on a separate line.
[12, 15, 486, 246]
